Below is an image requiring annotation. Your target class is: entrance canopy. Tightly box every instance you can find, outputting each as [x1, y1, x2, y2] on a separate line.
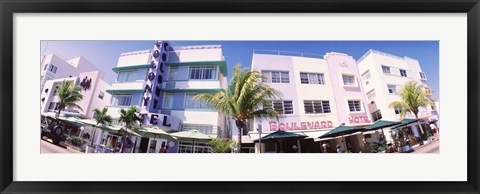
[318, 125, 364, 139]
[391, 119, 419, 129]
[253, 130, 307, 143]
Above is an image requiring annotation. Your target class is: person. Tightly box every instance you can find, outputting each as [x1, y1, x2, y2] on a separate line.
[159, 145, 167, 153]
[122, 137, 133, 153]
[429, 123, 439, 140]
[291, 144, 298, 153]
[336, 144, 345, 153]
[164, 145, 169, 153]
[346, 143, 353, 152]
[321, 143, 328, 153]
[361, 138, 372, 153]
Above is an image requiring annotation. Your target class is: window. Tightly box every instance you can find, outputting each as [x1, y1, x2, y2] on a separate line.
[48, 65, 57, 74]
[168, 67, 179, 80]
[111, 94, 132, 106]
[361, 70, 371, 80]
[98, 91, 105, 99]
[366, 89, 376, 101]
[382, 66, 391, 75]
[342, 75, 355, 86]
[394, 107, 402, 115]
[52, 86, 59, 96]
[400, 69, 407, 77]
[184, 93, 212, 110]
[117, 70, 138, 82]
[262, 71, 289, 83]
[189, 66, 217, 80]
[181, 124, 213, 135]
[348, 100, 361, 112]
[271, 71, 280, 83]
[372, 110, 382, 121]
[264, 100, 293, 114]
[281, 72, 289, 83]
[304, 100, 331, 114]
[300, 72, 325, 84]
[162, 93, 174, 109]
[43, 64, 49, 70]
[47, 102, 59, 111]
[178, 141, 211, 153]
[419, 72, 427, 80]
[387, 85, 397, 94]
[430, 103, 437, 110]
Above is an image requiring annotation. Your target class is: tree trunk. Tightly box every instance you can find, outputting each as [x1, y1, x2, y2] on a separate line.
[415, 114, 424, 134]
[237, 126, 242, 153]
[90, 126, 97, 146]
[56, 108, 61, 118]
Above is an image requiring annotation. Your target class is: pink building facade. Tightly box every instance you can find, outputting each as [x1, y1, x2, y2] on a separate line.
[246, 50, 373, 153]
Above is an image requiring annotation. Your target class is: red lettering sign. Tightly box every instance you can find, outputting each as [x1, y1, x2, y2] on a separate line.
[268, 120, 334, 131]
[348, 116, 371, 124]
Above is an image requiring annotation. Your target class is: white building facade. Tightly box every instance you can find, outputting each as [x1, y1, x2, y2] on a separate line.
[40, 54, 112, 138]
[104, 42, 229, 153]
[357, 49, 438, 143]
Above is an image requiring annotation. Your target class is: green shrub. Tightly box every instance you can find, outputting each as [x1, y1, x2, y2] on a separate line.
[67, 136, 86, 147]
[208, 138, 236, 153]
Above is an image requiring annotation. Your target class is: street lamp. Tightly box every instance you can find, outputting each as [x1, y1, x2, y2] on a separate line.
[79, 126, 85, 138]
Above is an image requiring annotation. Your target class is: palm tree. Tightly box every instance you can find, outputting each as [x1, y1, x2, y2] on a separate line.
[55, 80, 84, 118]
[119, 106, 141, 152]
[90, 107, 112, 146]
[119, 106, 141, 130]
[389, 81, 434, 134]
[194, 64, 282, 152]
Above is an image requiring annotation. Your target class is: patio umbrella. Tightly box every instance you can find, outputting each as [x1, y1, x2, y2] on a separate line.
[391, 118, 420, 129]
[170, 130, 213, 153]
[99, 125, 142, 137]
[318, 125, 364, 152]
[365, 120, 401, 135]
[253, 130, 306, 142]
[136, 126, 176, 140]
[319, 125, 364, 139]
[253, 130, 307, 153]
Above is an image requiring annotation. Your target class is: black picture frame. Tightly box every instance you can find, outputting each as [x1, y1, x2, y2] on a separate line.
[1, 0, 479, 193]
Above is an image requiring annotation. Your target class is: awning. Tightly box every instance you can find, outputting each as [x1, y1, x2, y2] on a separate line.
[241, 135, 254, 144]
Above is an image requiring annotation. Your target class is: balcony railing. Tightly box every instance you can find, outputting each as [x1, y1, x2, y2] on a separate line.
[253, 49, 324, 59]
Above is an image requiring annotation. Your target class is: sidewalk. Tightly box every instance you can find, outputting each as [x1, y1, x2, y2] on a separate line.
[41, 137, 82, 153]
[412, 138, 439, 151]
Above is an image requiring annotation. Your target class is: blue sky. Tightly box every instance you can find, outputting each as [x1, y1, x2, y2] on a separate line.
[41, 40, 439, 100]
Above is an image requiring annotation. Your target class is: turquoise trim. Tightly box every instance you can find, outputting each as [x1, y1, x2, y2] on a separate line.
[106, 89, 144, 94]
[107, 105, 140, 108]
[161, 108, 217, 112]
[163, 80, 189, 82]
[112, 64, 150, 73]
[163, 80, 219, 82]
[165, 61, 228, 76]
[160, 88, 225, 93]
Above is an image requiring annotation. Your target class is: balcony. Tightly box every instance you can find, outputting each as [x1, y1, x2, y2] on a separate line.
[106, 81, 145, 94]
[162, 80, 221, 91]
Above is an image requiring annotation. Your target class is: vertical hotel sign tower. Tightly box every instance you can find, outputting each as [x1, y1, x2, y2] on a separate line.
[140, 41, 173, 127]
[141, 41, 167, 113]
